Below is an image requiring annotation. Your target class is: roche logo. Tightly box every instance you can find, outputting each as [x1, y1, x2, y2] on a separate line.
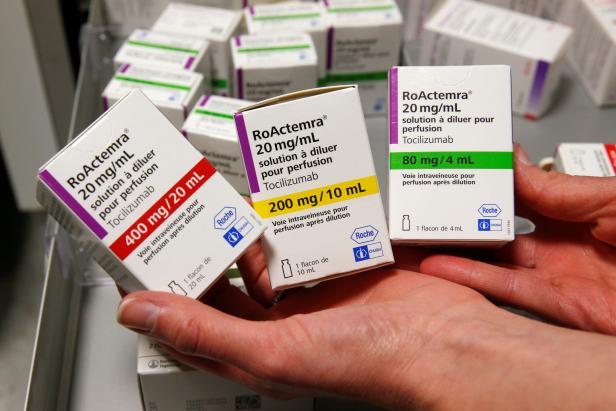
[478, 204, 501, 217]
[214, 207, 237, 230]
[350, 226, 379, 244]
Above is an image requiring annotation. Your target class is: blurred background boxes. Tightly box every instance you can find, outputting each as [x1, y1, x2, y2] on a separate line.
[2, 0, 615, 410]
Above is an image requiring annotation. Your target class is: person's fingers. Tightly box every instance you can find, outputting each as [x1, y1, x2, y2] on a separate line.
[236, 239, 277, 306]
[488, 235, 537, 268]
[237, 195, 277, 306]
[118, 290, 317, 389]
[391, 246, 434, 271]
[515, 144, 616, 246]
[419, 255, 555, 317]
[118, 291, 275, 368]
[201, 277, 267, 320]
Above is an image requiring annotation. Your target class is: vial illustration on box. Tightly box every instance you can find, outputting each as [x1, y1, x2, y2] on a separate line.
[281, 259, 293, 278]
[402, 215, 410, 231]
[168, 281, 187, 296]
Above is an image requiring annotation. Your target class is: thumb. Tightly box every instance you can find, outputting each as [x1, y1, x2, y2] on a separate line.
[117, 291, 282, 379]
[515, 144, 616, 246]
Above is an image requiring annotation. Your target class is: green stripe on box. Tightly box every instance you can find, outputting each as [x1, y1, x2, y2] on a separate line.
[318, 71, 388, 85]
[390, 152, 513, 170]
[114, 75, 191, 91]
[237, 44, 311, 53]
[127, 40, 199, 54]
[327, 5, 394, 13]
[195, 109, 233, 120]
[252, 12, 321, 21]
[211, 78, 228, 89]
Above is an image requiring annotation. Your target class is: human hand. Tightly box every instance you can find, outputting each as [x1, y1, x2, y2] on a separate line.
[420, 144, 616, 334]
[118, 254, 494, 408]
[117, 229, 616, 410]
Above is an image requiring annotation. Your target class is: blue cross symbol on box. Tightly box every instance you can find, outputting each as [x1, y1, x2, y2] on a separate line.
[353, 245, 370, 262]
[224, 227, 243, 247]
[478, 219, 491, 231]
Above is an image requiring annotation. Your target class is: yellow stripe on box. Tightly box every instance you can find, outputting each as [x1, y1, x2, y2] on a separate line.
[253, 176, 379, 218]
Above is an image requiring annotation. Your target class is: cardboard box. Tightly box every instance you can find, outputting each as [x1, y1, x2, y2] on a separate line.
[102, 0, 246, 28]
[482, 0, 544, 15]
[231, 33, 318, 101]
[399, 0, 440, 42]
[101, 64, 205, 129]
[419, 0, 572, 119]
[37, 90, 265, 299]
[245, 1, 328, 78]
[559, 0, 616, 106]
[321, 0, 403, 116]
[182, 95, 253, 195]
[554, 143, 616, 177]
[113, 29, 211, 77]
[138, 335, 314, 411]
[399, 0, 545, 42]
[542, 0, 575, 20]
[153, 3, 243, 96]
[235, 86, 393, 290]
[388, 66, 514, 246]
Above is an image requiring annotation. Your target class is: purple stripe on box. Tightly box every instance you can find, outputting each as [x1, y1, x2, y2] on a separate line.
[119, 63, 130, 73]
[184, 56, 196, 70]
[199, 95, 210, 107]
[527, 60, 550, 118]
[234, 113, 259, 193]
[389, 67, 398, 144]
[323, 0, 330, 7]
[243, 0, 248, 7]
[237, 68, 244, 99]
[102, 96, 109, 111]
[235, 36, 241, 46]
[249, 6, 255, 15]
[39, 170, 108, 239]
[326, 27, 334, 70]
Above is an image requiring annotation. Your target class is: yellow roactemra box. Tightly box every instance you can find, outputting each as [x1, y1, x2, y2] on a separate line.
[234, 85, 394, 290]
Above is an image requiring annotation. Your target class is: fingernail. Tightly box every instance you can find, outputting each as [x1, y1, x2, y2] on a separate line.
[515, 144, 533, 165]
[117, 298, 160, 331]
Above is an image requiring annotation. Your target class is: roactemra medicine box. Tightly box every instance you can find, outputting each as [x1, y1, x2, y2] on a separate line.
[399, 0, 545, 42]
[559, 0, 616, 106]
[101, 0, 246, 28]
[152, 3, 243, 96]
[101, 64, 204, 129]
[419, 0, 572, 119]
[37, 90, 265, 299]
[321, 0, 403, 116]
[244, 1, 328, 79]
[235, 86, 394, 290]
[231, 33, 318, 101]
[388, 65, 514, 246]
[113, 29, 211, 76]
[554, 143, 616, 177]
[182, 95, 253, 195]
